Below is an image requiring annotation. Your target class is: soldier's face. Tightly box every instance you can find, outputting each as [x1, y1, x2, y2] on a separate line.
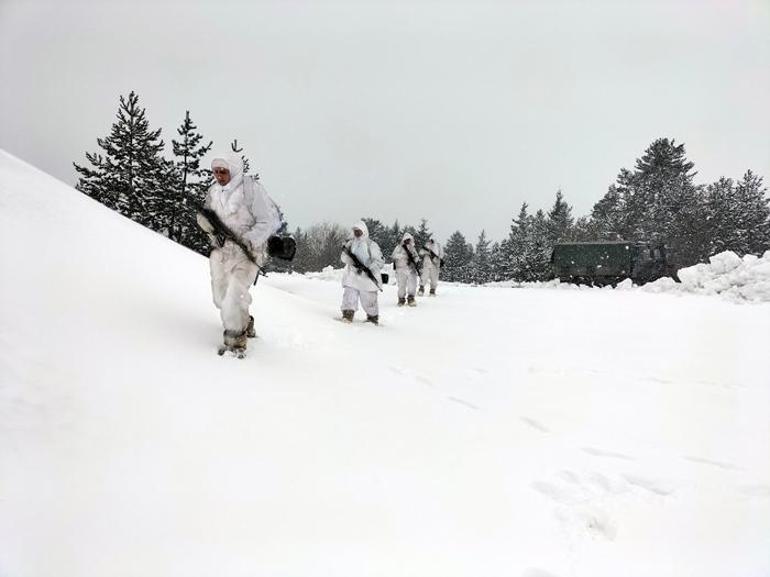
[353, 228, 363, 238]
[213, 166, 231, 186]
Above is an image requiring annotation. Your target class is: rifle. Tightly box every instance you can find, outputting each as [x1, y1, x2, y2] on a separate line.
[403, 243, 422, 273]
[194, 202, 267, 283]
[343, 245, 383, 292]
[423, 246, 445, 267]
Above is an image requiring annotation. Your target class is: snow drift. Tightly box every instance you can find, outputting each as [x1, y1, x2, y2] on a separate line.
[644, 250, 770, 302]
[1, 150, 770, 577]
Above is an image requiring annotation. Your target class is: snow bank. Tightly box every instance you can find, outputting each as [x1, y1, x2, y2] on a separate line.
[304, 264, 344, 282]
[644, 250, 770, 303]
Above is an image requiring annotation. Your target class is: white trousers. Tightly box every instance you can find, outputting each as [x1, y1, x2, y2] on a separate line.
[420, 264, 440, 290]
[396, 268, 418, 298]
[341, 287, 379, 317]
[210, 244, 259, 333]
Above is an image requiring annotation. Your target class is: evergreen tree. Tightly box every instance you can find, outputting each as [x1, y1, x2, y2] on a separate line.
[443, 231, 474, 282]
[378, 220, 401, 260]
[471, 230, 492, 284]
[290, 227, 313, 273]
[733, 170, 770, 254]
[546, 189, 574, 244]
[596, 138, 706, 266]
[74, 91, 169, 229]
[506, 203, 532, 281]
[490, 240, 510, 282]
[414, 218, 432, 249]
[521, 209, 551, 281]
[590, 185, 625, 239]
[170, 110, 212, 246]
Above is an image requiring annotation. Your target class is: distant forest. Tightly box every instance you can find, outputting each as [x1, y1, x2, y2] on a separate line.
[74, 92, 770, 283]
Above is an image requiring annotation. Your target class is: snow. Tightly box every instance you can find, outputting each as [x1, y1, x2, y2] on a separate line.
[1, 149, 770, 577]
[651, 250, 770, 303]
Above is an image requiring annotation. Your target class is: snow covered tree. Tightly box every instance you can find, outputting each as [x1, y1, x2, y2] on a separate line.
[443, 231, 474, 283]
[74, 91, 170, 229]
[590, 184, 626, 239]
[490, 240, 510, 282]
[470, 230, 492, 284]
[289, 227, 313, 273]
[591, 138, 707, 266]
[734, 170, 770, 254]
[546, 189, 574, 244]
[506, 203, 532, 281]
[414, 218, 432, 249]
[520, 209, 552, 281]
[377, 220, 401, 261]
[170, 110, 212, 247]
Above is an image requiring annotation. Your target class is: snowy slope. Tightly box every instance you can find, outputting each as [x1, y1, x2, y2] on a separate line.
[1, 149, 769, 577]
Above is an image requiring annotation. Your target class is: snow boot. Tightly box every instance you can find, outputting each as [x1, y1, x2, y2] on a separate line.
[246, 315, 256, 338]
[429, 288, 436, 296]
[219, 329, 248, 358]
[366, 314, 379, 325]
[418, 285, 425, 296]
[398, 297, 406, 307]
[407, 295, 417, 307]
[341, 310, 355, 323]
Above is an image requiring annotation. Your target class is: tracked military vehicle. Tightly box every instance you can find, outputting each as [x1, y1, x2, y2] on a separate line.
[550, 241, 675, 286]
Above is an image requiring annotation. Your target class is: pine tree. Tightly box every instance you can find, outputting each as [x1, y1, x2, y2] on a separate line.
[597, 138, 705, 266]
[546, 189, 574, 244]
[290, 227, 312, 273]
[443, 231, 473, 282]
[170, 110, 212, 246]
[74, 91, 169, 229]
[590, 185, 625, 239]
[704, 177, 735, 255]
[734, 170, 770, 254]
[414, 218, 432, 249]
[507, 203, 532, 281]
[521, 209, 551, 281]
[471, 230, 492, 284]
[378, 220, 401, 260]
[490, 240, 510, 282]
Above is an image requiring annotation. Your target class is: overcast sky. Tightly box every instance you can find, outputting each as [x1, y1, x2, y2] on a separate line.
[1, 0, 768, 241]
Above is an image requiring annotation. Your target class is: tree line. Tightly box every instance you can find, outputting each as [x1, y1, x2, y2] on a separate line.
[75, 92, 770, 282]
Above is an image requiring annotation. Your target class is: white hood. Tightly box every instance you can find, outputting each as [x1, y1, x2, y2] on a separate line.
[211, 153, 244, 192]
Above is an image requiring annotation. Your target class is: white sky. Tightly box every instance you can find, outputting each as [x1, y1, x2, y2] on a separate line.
[1, 0, 768, 242]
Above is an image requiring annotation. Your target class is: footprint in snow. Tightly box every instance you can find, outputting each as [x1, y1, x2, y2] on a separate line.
[520, 417, 550, 433]
[582, 447, 635, 461]
[446, 396, 480, 411]
[531, 471, 618, 541]
[684, 455, 741, 471]
[621, 473, 675, 496]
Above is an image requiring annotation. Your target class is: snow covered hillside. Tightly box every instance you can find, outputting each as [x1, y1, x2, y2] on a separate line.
[1, 149, 769, 577]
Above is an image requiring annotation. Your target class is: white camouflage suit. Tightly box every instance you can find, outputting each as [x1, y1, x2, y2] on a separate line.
[196, 154, 282, 338]
[419, 238, 443, 293]
[391, 232, 420, 300]
[340, 221, 384, 318]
